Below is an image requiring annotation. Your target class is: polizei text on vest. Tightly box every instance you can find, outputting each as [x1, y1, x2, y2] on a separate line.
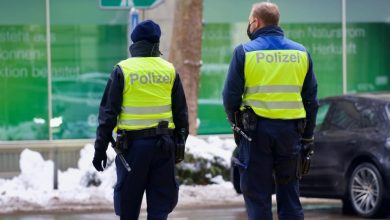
[129, 72, 173, 85]
[256, 51, 301, 63]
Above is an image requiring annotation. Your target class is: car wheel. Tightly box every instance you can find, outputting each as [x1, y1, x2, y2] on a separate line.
[348, 163, 386, 218]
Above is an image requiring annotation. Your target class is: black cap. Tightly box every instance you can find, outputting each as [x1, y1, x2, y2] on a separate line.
[130, 20, 161, 43]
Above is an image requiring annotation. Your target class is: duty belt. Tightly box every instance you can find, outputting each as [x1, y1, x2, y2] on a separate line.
[118, 127, 174, 140]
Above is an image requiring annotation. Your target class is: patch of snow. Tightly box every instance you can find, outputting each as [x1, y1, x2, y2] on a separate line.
[178, 182, 242, 207]
[19, 149, 54, 190]
[186, 135, 235, 167]
[210, 175, 226, 184]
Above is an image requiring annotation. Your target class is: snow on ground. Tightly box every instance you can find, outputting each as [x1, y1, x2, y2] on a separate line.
[178, 181, 243, 208]
[0, 135, 242, 214]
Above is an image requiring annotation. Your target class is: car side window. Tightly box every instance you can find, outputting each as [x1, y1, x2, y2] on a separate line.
[327, 101, 360, 130]
[315, 103, 330, 131]
[359, 107, 380, 128]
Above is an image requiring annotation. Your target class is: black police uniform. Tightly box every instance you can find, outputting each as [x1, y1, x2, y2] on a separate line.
[93, 20, 189, 220]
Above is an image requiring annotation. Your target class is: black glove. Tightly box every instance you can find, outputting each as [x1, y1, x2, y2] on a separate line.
[92, 151, 107, 172]
[296, 138, 314, 178]
[175, 128, 187, 164]
[301, 138, 314, 156]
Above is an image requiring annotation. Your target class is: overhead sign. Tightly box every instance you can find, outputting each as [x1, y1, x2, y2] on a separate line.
[100, 0, 164, 9]
[133, 0, 163, 9]
[99, 0, 132, 9]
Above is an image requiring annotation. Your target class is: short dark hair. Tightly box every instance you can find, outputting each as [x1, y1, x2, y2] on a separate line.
[252, 2, 280, 26]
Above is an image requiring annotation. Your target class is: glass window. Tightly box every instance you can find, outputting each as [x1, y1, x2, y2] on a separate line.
[355, 103, 381, 128]
[315, 103, 330, 131]
[50, 0, 128, 139]
[0, 0, 48, 140]
[346, 0, 390, 93]
[360, 108, 379, 128]
[328, 101, 360, 130]
[274, 0, 343, 98]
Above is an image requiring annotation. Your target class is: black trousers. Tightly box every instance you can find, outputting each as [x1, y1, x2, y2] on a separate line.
[114, 137, 178, 220]
[237, 118, 304, 220]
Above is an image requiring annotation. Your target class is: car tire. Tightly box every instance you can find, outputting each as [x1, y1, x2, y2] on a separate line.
[347, 163, 387, 218]
[341, 197, 354, 215]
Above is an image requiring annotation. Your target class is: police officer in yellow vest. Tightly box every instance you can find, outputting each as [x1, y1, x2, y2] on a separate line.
[93, 20, 189, 220]
[223, 3, 318, 220]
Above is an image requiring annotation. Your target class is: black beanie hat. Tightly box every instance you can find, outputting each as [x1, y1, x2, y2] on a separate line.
[131, 20, 161, 43]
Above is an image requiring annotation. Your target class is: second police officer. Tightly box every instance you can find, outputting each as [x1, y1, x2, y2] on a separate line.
[223, 2, 319, 220]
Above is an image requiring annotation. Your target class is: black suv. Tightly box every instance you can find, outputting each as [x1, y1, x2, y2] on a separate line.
[231, 94, 390, 218]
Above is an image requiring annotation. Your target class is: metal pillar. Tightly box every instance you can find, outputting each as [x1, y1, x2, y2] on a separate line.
[342, 0, 347, 94]
[45, 0, 58, 190]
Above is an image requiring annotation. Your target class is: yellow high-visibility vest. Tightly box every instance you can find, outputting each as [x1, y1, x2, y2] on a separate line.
[117, 57, 176, 130]
[242, 50, 309, 119]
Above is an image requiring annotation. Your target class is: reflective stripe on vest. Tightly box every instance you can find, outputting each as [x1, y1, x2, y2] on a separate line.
[243, 49, 308, 119]
[121, 105, 172, 115]
[245, 85, 302, 94]
[118, 117, 173, 127]
[243, 100, 303, 109]
[117, 57, 176, 130]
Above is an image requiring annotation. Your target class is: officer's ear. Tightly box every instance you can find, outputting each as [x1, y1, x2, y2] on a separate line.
[255, 18, 264, 30]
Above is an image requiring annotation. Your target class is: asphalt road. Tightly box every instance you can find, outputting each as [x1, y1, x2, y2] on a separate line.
[2, 203, 389, 220]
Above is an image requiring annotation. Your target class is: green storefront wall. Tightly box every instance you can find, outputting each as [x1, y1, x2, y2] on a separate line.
[0, 0, 128, 140]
